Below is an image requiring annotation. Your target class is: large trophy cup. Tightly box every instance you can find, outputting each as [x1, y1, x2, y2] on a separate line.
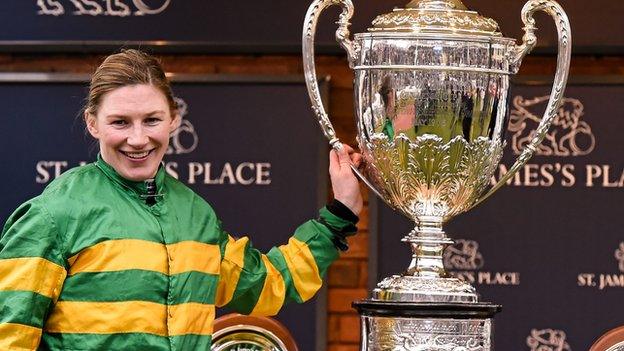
[303, 0, 571, 349]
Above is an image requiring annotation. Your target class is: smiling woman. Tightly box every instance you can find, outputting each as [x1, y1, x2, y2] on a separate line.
[0, 49, 364, 351]
[84, 50, 180, 181]
[85, 84, 180, 181]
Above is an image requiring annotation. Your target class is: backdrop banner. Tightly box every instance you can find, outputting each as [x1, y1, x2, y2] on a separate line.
[2, 0, 623, 53]
[371, 78, 624, 351]
[0, 75, 329, 351]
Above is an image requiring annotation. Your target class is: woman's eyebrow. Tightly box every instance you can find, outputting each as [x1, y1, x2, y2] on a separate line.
[104, 110, 166, 119]
[145, 110, 166, 116]
[104, 113, 127, 119]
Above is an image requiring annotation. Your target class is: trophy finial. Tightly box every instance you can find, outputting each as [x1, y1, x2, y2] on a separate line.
[405, 0, 468, 11]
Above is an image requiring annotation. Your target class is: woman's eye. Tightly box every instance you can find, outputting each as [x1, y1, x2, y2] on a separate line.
[145, 117, 161, 125]
[111, 120, 127, 126]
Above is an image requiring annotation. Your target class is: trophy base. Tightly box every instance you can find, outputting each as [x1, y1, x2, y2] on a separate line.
[353, 300, 502, 351]
[373, 275, 479, 303]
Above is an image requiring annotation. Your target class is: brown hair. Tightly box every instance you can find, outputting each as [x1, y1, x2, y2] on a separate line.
[85, 49, 177, 117]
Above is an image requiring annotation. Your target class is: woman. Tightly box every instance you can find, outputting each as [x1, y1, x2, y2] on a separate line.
[0, 50, 363, 350]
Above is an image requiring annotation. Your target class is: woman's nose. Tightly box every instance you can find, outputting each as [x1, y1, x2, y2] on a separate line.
[127, 125, 149, 147]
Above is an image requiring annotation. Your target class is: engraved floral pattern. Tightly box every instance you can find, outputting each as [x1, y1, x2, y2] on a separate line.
[367, 317, 491, 350]
[364, 134, 504, 222]
[377, 275, 476, 295]
[371, 11, 499, 34]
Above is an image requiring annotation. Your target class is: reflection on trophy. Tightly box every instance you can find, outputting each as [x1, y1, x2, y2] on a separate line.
[303, 0, 571, 349]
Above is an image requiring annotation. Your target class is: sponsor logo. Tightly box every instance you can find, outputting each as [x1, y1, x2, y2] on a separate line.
[166, 98, 198, 155]
[577, 242, 624, 290]
[526, 329, 571, 351]
[444, 239, 484, 271]
[444, 239, 520, 286]
[492, 94, 624, 188]
[617, 242, 624, 273]
[37, 0, 171, 17]
[510, 95, 595, 157]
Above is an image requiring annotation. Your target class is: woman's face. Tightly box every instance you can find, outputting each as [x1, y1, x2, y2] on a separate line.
[86, 84, 179, 181]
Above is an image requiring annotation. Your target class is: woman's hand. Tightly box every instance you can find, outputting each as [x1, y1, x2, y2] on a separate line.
[329, 144, 363, 216]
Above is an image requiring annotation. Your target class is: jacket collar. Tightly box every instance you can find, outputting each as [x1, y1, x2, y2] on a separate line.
[95, 154, 166, 197]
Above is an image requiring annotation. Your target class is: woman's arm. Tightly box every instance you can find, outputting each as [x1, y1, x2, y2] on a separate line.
[214, 145, 363, 316]
[0, 200, 67, 350]
[214, 205, 357, 316]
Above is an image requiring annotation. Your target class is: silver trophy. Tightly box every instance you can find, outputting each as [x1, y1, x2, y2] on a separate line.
[303, 0, 571, 349]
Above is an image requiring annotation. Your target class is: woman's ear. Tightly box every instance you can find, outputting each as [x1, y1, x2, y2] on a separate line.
[170, 113, 181, 133]
[85, 112, 100, 139]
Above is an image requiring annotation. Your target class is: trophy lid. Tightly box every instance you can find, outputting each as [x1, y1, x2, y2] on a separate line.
[369, 0, 502, 37]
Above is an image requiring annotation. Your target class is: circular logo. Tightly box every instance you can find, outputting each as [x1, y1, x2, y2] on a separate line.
[167, 97, 199, 155]
[132, 0, 171, 15]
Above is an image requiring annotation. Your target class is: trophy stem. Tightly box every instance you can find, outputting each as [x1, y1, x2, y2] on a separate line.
[404, 240, 449, 277]
[372, 216, 478, 303]
[403, 215, 452, 278]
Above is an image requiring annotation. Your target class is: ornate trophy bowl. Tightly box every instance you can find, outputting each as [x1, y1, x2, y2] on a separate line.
[303, 0, 570, 349]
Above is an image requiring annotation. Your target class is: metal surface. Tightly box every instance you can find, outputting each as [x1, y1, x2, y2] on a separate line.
[373, 275, 478, 303]
[361, 316, 493, 350]
[303, 0, 571, 304]
[607, 342, 624, 351]
[211, 325, 289, 351]
[369, 0, 500, 36]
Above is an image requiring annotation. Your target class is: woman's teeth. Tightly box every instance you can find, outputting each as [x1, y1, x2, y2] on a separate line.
[123, 151, 150, 159]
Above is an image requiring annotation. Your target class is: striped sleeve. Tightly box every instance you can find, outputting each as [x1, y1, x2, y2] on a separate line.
[215, 206, 356, 317]
[0, 201, 67, 350]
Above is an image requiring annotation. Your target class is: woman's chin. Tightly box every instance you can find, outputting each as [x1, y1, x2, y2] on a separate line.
[119, 166, 158, 182]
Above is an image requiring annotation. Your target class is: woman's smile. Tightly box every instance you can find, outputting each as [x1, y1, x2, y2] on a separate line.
[119, 149, 154, 161]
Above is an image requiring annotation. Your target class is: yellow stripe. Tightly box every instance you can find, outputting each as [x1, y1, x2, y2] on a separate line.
[215, 236, 248, 307]
[278, 237, 322, 302]
[45, 301, 167, 336]
[0, 257, 66, 299]
[69, 239, 221, 276]
[68, 239, 168, 275]
[249, 256, 286, 316]
[0, 323, 42, 350]
[168, 241, 220, 275]
[169, 303, 215, 336]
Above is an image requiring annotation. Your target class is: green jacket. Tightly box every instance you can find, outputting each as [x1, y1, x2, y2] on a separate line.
[0, 157, 356, 350]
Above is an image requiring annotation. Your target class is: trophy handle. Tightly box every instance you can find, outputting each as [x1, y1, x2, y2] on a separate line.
[303, 0, 358, 146]
[473, 0, 572, 208]
[303, 0, 387, 200]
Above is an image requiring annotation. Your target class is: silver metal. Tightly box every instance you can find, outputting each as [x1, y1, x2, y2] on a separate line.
[302, 0, 390, 202]
[304, 1, 570, 348]
[361, 316, 493, 350]
[607, 342, 624, 351]
[353, 65, 512, 75]
[211, 325, 288, 351]
[303, 0, 571, 304]
[373, 275, 478, 303]
[302, 0, 358, 145]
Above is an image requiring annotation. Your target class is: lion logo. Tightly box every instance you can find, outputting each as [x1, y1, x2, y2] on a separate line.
[166, 97, 199, 155]
[443, 239, 484, 271]
[509, 95, 595, 157]
[527, 329, 571, 351]
[37, 0, 171, 16]
[616, 242, 624, 273]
